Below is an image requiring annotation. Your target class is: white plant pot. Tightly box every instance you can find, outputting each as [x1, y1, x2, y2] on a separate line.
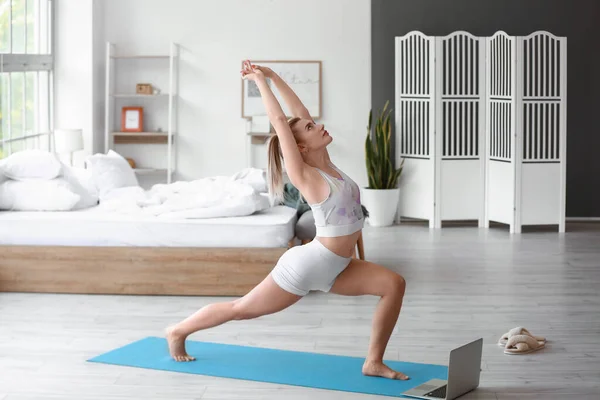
[360, 188, 400, 227]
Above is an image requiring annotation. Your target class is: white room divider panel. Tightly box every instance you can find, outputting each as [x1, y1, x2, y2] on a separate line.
[395, 32, 436, 227]
[484, 31, 567, 233]
[484, 31, 518, 232]
[434, 32, 486, 228]
[395, 31, 486, 228]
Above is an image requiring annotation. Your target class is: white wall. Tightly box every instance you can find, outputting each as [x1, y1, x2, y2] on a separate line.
[61, 0, 371, 186]
[53, 0, 94, 165]
[92, 0, 106, 156]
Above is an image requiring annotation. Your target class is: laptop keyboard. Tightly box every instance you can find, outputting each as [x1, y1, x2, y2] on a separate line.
[425, 385, 447, 399]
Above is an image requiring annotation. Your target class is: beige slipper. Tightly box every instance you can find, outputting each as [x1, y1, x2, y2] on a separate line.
[504, 334, 546, 355]
[498, 327, 546, 346]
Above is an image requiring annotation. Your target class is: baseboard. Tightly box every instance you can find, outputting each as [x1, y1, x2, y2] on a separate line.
[393, 216, 600, 224]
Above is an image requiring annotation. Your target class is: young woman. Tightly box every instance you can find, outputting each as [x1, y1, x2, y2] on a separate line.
[166, 60, 409, 381]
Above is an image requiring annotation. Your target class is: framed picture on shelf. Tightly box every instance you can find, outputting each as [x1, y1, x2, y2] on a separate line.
[121, 107, 144, 132]
[241, 60, 322, 118]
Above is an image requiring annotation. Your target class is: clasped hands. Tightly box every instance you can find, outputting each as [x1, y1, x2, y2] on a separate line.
[241, 60, 274, 82]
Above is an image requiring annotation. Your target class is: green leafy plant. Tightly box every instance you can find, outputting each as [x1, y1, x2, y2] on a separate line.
[365, 100, 404, 189]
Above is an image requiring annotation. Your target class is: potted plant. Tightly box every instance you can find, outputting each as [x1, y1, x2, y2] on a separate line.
[361, 100, 404, 227]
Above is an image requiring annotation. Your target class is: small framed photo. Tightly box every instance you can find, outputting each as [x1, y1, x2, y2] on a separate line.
[121, 107, 144, 132]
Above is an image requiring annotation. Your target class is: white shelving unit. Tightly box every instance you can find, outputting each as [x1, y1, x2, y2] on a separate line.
[104, 42, 179, 184]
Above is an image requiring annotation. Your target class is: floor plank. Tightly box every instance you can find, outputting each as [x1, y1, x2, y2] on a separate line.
[1, 222, 599, 399]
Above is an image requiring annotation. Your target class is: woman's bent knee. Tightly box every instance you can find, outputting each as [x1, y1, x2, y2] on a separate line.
[387, 273, 406, 297]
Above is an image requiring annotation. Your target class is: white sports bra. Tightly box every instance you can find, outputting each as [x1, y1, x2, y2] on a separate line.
[309, 163, 365, 237]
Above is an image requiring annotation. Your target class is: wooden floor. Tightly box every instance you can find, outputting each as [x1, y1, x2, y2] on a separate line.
[1, 222, 599, 399]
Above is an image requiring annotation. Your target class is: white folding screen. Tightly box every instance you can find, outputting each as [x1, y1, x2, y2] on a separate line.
[395, 30, 566, 233]
[484, 31, 567, 233]
[395, 31, 486, 228]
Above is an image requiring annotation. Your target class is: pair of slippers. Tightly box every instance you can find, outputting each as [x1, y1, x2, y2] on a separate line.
[498, 327, 547, 355]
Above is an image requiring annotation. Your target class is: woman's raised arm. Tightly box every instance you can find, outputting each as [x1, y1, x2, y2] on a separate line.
[242, 61, 308, 186]
[250, 63, 312, 121]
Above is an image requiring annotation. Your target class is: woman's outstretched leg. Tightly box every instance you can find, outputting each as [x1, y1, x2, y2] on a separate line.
[166, 274, 302, 361]
[329, 259, 408, 380]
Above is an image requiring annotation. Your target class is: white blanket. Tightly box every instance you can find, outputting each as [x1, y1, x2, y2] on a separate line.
[98, 173, 270, 219]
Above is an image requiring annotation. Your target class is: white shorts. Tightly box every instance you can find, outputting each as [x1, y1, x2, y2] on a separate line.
[270, 239, 352, 296]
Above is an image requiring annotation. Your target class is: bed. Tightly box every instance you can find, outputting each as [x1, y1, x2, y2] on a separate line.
[0, 205, 298, 296]
[0, 149, 369, 297]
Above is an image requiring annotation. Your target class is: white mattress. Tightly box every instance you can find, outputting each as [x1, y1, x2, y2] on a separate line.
[0, 206, 297, 248]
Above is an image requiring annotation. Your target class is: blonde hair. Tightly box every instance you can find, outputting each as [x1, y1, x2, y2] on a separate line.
[267, 117, 302, 203]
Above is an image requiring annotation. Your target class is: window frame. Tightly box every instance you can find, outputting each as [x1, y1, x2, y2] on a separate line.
[1, 0, 54, 157]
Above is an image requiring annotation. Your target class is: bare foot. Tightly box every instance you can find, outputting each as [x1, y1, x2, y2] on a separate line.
[166, 326, 196, 362]
[362, 359, 410, 380]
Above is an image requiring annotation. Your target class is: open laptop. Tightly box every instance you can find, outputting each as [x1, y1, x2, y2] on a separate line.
[402, 338, 483, 400]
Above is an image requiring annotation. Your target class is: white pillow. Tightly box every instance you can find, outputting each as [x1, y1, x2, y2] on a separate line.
[85, 150, 139, 198]
[0, 179, 80, 211]
[60, 163, 99, 210]
[71, 167, 99, 198]
[0, 149, 62, 180]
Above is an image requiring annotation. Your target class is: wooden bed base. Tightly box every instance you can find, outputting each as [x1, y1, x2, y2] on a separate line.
[0, 245, 288, 297]
[0, 233, 364, 297]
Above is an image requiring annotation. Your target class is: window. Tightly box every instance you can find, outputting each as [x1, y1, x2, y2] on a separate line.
[0, 0, 53, 159]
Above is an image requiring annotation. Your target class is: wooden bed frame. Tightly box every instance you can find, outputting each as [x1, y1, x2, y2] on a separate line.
[0, 245, 289, 297]
[0, 234, 364, 297]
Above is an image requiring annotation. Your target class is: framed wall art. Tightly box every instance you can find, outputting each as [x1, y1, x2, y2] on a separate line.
[241, 60, 322, 119]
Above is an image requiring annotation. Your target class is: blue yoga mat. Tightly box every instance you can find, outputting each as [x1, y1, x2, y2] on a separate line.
[88, 337, 448, 398]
